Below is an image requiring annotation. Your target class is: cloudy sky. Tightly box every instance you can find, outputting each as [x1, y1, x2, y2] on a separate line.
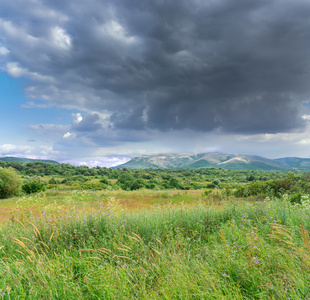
[1, 0, 310, 167]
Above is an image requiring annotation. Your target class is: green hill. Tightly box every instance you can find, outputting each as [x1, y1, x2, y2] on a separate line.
[275, 157, 310, 170]
[0, 156, 59, 165]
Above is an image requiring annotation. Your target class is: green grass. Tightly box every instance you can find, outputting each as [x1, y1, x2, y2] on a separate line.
[1, 193, 310, 299]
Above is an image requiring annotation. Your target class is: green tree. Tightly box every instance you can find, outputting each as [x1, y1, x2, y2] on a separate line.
[22, 179, 46, 194]
[131, 179, 145, 190]
[169, 177, 181, 189]
[0, 167, 21, 199]
[117, 173, 135, 190]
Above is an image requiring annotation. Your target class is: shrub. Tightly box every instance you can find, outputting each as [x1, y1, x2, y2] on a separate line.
[289, 192, 302, 205]
[22, 179, 46, 194]
[48, 177, 58, 184]
[204, 189, 213, 197]
[0, 167, 21, 199]
[72, 175, 89, 183]
[80, 181, 105, 190]
[206, 183, 216, 189]
[99, 176, 109, 185]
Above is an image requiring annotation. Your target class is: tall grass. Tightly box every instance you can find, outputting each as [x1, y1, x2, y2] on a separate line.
[1, 197, 310, 299]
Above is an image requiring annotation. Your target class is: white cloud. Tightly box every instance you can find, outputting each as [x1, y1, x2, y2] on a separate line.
[0, 144, 60, 160]
[39, 146, 59, 156]
[237, 133, 295, 143]
[6, 62, 26, 77]
[50, 26, 71, 50]
[72, 113, 83, 124]
[20, 101, 50, 109]
[63, 132, 76, 139]
[0, 144, 32, 154]
[64, 156, 130, 168]
[299, 139, 310, 145]
[5, 62, 54, 82]
[0, 19, 29, 40]
[98, 19, 138, 45]
[0, 46, 9, 55]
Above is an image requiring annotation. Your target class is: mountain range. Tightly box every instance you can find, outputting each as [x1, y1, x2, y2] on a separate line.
[2, 154, 310, 171]
[114, 153, 310, 171]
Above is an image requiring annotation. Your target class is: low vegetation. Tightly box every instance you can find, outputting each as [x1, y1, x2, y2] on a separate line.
[1, 162, 310, 298]
[1, 195, 310, 299]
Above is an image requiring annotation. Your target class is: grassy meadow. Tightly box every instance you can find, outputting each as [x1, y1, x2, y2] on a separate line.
[1, 189, 310, 299]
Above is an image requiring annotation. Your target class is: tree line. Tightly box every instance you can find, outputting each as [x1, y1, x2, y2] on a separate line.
[0, 160, 307, 199]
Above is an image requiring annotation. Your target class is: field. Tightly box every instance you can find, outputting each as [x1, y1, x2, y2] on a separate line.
[1, 187, 310, 299]
[0, 190, 204, 222]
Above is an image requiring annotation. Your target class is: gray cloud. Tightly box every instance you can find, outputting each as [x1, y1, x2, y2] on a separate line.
[1, 0, 310, 136]
[72, 113, 102, 132]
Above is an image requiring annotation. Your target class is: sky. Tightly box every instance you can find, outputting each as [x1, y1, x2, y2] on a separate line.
[1, 0, 310, 167]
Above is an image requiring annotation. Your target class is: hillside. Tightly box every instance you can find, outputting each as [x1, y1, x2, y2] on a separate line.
[113, 152, 303, 171]
[275, 157, 310, 170]
[0, 156, 59, 165]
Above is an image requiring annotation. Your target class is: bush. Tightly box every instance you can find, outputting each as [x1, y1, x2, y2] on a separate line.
[0, 167, 21, 199]
[204, 189, 213, 197]
[289, 192, 302, 205]
[72, 175, 89, 183]
[99, 176, 109, 185]
[22, 179, 46, 194]
[48, 177, 58, 184]
[206, 183, 216, 189]
[80, 181, 106, 190]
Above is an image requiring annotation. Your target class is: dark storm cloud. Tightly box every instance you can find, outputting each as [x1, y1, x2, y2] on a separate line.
[1, 0, 310, 135]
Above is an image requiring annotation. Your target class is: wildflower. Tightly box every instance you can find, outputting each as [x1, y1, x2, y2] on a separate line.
[222, 273, 229, 277]
[252, 257, 259, 264]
